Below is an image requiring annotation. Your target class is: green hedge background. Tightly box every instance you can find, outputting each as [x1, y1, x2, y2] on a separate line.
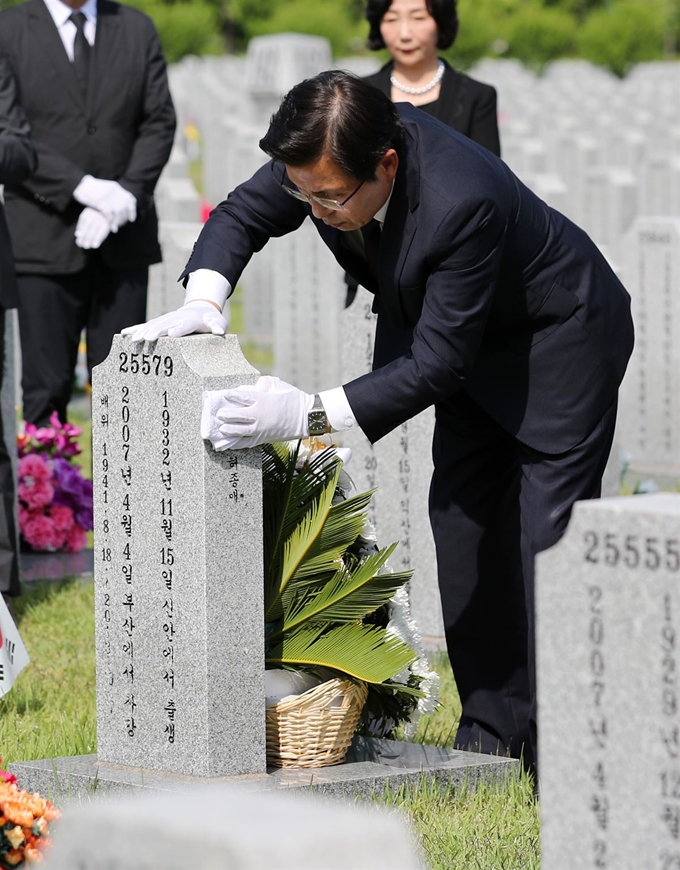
[0, 0, 678, 75]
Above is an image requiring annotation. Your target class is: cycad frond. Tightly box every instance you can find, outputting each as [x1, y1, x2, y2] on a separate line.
[266, 624, 417, 684]
[273, 545, 412, 640]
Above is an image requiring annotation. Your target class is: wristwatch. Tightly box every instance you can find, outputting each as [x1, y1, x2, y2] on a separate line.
[308, 394, 329, 436]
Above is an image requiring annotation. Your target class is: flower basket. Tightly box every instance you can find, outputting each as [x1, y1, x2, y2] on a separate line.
[265, 677, 368, 769]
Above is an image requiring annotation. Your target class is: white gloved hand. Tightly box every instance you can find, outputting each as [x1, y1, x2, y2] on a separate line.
[202, 376, 313, 451]
[121, 301, 228, 342]
[74, 207, 114, 249]
[73, 175, 137, 227]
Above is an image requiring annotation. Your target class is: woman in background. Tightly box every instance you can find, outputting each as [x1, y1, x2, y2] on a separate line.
[364, 0, 501, 156]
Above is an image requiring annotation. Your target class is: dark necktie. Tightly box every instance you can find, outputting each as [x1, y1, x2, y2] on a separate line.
[361, 219, 382, 280]
[69, 12, 91, 95]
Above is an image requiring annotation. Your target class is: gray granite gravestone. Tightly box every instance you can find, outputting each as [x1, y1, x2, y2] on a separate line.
[47, 783, 424, 870]
[537, 493, 680, 870]
[245, 33, 332, 125]
[146, 221, 205, 322]
[340, 287, 444, 642]
[91, 334, 264, 777]
[618, 217, 680, 489]
[271, 218, 345, 394]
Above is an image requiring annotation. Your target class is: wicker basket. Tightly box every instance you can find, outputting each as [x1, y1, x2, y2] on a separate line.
[265, 677, 368, 768]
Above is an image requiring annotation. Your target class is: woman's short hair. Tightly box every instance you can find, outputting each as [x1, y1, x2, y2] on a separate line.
[365, 0, 459, 51]
[259, 71, 405, 182]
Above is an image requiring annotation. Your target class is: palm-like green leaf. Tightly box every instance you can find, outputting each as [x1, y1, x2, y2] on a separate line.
[272, 545, 412, 640]
[262, 442, 299, 612]
[266, 624, 417, 684]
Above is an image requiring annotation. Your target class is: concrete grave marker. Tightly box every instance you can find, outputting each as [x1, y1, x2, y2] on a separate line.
[271, 218, 345, 394]
[537, 493, 680, 870]
[146, 221, 204, 321]
[340, 287, 444, 641]
[48, 783, 424, 870]
[618, 217, 680, 487]
[92, 334, 264, 777]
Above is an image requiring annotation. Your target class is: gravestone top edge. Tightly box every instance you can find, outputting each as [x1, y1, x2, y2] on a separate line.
[573, 492, 680, 517]
[104, 334, 260, 380]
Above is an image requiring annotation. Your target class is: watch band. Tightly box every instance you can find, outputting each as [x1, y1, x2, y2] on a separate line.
[308, 394, 329, 436]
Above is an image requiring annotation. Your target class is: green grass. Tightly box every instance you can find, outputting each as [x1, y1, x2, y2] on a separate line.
[0, 580, 540, 868]
[0, 580, 96, 762]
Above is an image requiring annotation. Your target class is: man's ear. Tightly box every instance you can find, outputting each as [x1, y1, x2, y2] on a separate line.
[379, 149, 399, 182]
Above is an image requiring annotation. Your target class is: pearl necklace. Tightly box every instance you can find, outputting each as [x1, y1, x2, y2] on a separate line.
[390, 60, 445, 95]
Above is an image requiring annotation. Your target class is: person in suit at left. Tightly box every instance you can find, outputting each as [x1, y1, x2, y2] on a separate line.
[0, 55, 37, 597]
[0, 0, 176, 427]
[121, 72, 634, 776]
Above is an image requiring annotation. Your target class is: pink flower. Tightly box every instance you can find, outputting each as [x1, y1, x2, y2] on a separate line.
[64, 523, 87, 553]
[18, 480, 54, 510]
[18, 454, 52, 482]
[50, 505, 74, 533]
[22, 514, 59, 551]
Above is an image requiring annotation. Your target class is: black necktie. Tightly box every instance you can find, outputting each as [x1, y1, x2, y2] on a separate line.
[361, 219, 382, 280]
[69, 12, 91, 95]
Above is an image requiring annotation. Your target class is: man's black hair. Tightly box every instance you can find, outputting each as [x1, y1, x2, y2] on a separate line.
[258, 70, 405, 182]
[365, 0, 459, 51]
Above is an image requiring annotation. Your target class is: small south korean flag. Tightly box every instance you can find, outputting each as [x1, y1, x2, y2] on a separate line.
[0, 596, 29, 697]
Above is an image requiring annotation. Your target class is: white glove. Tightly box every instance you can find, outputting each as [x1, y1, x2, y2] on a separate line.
[73, 175, 137, 228]
[121, 301, 228, 342]
[202, 376, 313, 451]
[74, 207, 114, 249]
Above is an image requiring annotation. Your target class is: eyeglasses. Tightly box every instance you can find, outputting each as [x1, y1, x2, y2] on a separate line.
[281, 176, 365, 211]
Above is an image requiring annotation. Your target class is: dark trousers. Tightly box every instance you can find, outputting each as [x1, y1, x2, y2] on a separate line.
[429, 390, 618, 773]
[17, 254, 147, 426]
[0, 309, 20, 596]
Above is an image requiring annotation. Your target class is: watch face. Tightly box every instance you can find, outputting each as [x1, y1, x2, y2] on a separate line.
[308, 410, 327, 434]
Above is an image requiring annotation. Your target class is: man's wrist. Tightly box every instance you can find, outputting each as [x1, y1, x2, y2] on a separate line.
[184, 299, 222, 311]
[183, 269, 231, 310]
[307, 394, 330, 436]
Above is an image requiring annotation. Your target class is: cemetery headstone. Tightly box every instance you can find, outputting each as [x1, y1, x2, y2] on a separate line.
[271, 218, 345, 394]
[91, 334, 264, 777]
[340, 287, 444, 641]
[245, 33, 332, 125]
[537, 492, 680, 870]
[47, 783, 424, 870]
[146, 221, 205, 321]
[618, 217, 680, 488]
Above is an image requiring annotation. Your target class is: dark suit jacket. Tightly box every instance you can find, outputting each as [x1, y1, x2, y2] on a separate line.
[182, 105, 633, 455]
[0, 54, 36, 307]
[365, 59, 501, 157]
[0, 0, 176, 275]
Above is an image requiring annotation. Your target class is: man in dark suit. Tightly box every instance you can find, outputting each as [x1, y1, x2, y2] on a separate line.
[0, 55, 36, 596]
[124, 72, 634, 774]
[0, 0, 176, 426]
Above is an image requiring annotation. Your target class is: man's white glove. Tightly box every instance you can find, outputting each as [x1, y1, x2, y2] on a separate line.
[74, 207, 113, 250]
[73, 175, 137, 228]
[202, 376, 313, 451]
[121, 301, 228, 342]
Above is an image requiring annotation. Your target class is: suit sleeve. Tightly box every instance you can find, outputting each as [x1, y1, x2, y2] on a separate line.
[116, 17, 176, 211]
[343, 197, 506, 442]
[469, 85, 501, 158]
[0, 53, 36, 185]
[180, 160, 309, 287]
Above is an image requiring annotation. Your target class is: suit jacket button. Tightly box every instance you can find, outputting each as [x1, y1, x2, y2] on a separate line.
[87, 126, 96, 135]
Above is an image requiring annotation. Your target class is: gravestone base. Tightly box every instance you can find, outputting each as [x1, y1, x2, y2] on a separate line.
[9, 739, 517, 804]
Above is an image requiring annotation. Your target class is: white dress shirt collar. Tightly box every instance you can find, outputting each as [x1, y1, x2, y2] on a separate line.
[43, 0, 98, 28]
[372, 180, 395, 228]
